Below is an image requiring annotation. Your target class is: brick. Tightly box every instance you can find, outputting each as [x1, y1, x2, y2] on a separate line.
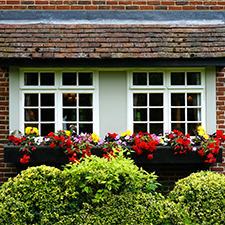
[93, 1, 105, 4]
[35, 1, 49, 4]
[126, 5, 139, 9]
[78, 0, 91, 4]
[133, 1, 146, 5]
[71, 5, 84, 9]
[99, 5, 110, 9]
[106, 1, 117, 4]
[147, 1, 160, 5]
[211, 167, 224, 171]
[50, 1, 63, 4]
[162, 1, 174, 5]
[190, 1, 202, 5]
[56, 5, 70, 9]
[196, 6, 209, 9]
[140, 5, 153, 9]
[210, 6, 224, 10]
[169, 6, 181, 10]
[112, 5, 124, 9]
[7, 0, 20, 3]
[183, 6, 196, 9]
[42, 5, 55, 9]
[204, 1, 216, 5]
[119, 1, 132, 5]
[176, 1, 188, 5]
[218, 1, 225, 5]
[155, 5, 167, 9]
[84, 5, 98, 9]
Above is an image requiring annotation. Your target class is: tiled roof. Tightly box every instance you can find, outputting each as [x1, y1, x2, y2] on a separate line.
[0, 24, 225, 59]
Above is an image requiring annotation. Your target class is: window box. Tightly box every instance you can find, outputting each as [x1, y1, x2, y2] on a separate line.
[4, 145, 222, 172]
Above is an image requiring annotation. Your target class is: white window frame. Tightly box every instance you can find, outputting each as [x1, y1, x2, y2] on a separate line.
[17, 68, 99, 135]
[127, 68, 207, 135]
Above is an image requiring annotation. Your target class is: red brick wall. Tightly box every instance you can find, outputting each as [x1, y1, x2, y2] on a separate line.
[0, 68, 17, 186]
[0, 0, 224, 10]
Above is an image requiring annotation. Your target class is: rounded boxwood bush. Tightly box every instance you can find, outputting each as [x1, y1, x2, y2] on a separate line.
[168, 171, 225, 224]
[0, 165, 78, 224]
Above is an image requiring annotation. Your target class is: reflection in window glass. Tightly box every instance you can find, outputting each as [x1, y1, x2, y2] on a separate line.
[187, 93, 201, 106]
[24, 94, 38, 106]
[62, 72, 77, 86]
[79, 72, 93, 85]
[25, 109, 38, 122]
[150, 109, 163, 121]
[171, 123, 185, 134]
[79, 109, 93, 121]
[79, 124, 93, 133]
[187, 72, 201, 85]
[24, 73, 38, 86]
[133, 72, 147, 85]
[41, 109, 55, 122]
[187, 108, 201, 121]
[150, 124, 163, 135]
[171, 93, 185, 106]
[133, 108, 147, 121]
[63, 93, 77, 107]
[41, 94, 54, 106]
[171, 72, 185, 85]
[149, 73, 163, 85]
[79, 94, 93, 106]
[150, 93, 163, 106]
[133, 94, 147, 106]
[134, 124, 147, 133]
[40, 73, 54, 86]
[171, 108, 185, 121]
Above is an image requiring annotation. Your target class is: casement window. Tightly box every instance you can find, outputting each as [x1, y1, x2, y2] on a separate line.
[128, 69, 208, 136]
[17, 69, 98, 136]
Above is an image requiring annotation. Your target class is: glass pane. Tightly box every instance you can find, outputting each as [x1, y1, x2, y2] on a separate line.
[24, 73, 38, 86]
[41, 94, 54, 106]
[150, 109, 163, 121]
[62, 72, 77, 86]
[188, 123, 200, 136]
[63, 93, 77, 107]
[133, 72, 147, 85]
[149, 73, 163, 85]
[79, 109, 93, 121]
[79, 123, 93, 133]
[63, 109, 76, 121]
[41, 109, 54, 121]
[41, 124, 55, 136]
[187, 108, 201, 121]
[150, 93, 163, 106]
[62, 123, 77, 131]
[40, 73, 54, 86]
[24, 94, 38, 106]
[79, 72, 93, 85]
[25, 109, 38, 122]
[133, 108, 147, 121]
[150, 123, 163, 135]
[171, 108, 185, 121]
[171, 93, 185, 106]
[134, 123, 147, 133]
[171, 123, 185, 134]
[171, 72, 185, 85]
[133, 94, 147, 106]
[79, 94, 92, 106]
[187, 72, 201, 85]
[187, 93, 201, 106]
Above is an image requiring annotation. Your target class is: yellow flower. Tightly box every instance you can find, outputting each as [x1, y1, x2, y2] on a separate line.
[25, 127, 32, 135]
[91, 133, 100, 143]
[121, 130, 131, 137]
[31, 127, 39, 135]
[198, 130, 205, 136]
[65, 130, 71, 136]
[204, 134, 209, 140]
[197, 126, 203, 131]
[126, 130, 131, 136]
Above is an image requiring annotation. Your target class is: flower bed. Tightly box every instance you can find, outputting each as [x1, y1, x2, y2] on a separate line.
[5, 125, 224, 168]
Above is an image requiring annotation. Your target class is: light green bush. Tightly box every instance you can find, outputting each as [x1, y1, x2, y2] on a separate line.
[168, 171, 225, 224]
[0, 165, 78, 224]
[63, 149, 161, 205]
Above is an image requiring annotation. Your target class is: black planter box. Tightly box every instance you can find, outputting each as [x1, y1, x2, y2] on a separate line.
[4, 145, 223, 172]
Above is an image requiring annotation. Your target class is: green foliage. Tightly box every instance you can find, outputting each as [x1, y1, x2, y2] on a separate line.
[168, 171, 225, 224]
[72, 191, 187, 225]
[63, 149, 161, 205]
[0, 165, 78, 224]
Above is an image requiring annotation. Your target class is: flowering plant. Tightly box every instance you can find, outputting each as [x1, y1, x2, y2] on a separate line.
[8, 126, 224, 164]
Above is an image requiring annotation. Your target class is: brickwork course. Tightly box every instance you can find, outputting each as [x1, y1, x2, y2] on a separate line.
[0, 1, 225, 10]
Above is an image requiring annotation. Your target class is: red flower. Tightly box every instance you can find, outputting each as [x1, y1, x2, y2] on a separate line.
[147, 154, 153, 160]
[20, 155, 30, 164]
[49, 143, 55, 148]
[108, 133, 118, 139]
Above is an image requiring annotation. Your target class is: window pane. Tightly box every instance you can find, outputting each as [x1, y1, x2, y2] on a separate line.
[171, 93, 185, 106]
[171, 123, 185, 134]
[79, 109, 93, 121]
[79, 123, 93, 133]
[188, 123, 200, 136]
[134, 123, 147, 133]
[63, 93, 77, 107]
[133, 108, 147, 121]
[40, 73, 54, 86]
[187, 108, 201, 121]
[24, 73, 38, 86]
[24, 94, 38, 106]
[187, 72, 201, 85]
[133, 94, 147, 106]
[41, 94, 54, 106]
[62, 123, 77, 131]
[150, 123, 163, 135]
[133, 72, 147, 85]
[41, 124, 55, 136]
[150, 109, 163, 121]
[171, 72, 185, 85]
[150, 93, 163, 106]
[149, 73, 163, 85]
[62, 72, 77, 86]
[171, 108, 185, 121]
[187, 93, 201, 106]
[41, 109, 54, 121]
[79, 94, 92, 106]
[63, 109, 76, 121]
[79, 72, 93, 85]
[25, 109, 38, 122]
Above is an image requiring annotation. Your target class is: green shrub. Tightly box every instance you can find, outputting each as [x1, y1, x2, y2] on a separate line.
[72, 191, 187, 225]
[0, 165, 78, 224]
[168, 171, 225, 224]
[63, 149, 161, 205]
